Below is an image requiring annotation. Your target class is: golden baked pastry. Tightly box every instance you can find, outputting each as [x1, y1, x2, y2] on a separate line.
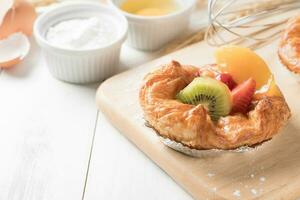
[278, 14, 300, 74]
[139, 61, 291, 150]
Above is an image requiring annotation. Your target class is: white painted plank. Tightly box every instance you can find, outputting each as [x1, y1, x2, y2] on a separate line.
[0, 39, 98, 200]
[83, 112, 193, 200]
[82, 13, 206, 198]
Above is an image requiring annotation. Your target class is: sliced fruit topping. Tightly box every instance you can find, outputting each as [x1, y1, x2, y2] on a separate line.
[215, 45, 272, 90]
[194, 69, 202, 77]
[216, 73, 237, 90]
[177, 77, 232, 121]
[195, 67, 237, 90]
[231, 78, 256, 114]
[254, 75, 283, 99]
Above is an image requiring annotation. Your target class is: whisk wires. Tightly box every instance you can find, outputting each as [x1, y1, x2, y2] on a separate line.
[205, 0, 300, 49]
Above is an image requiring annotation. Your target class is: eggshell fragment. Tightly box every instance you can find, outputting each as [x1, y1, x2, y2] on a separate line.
[0, 0, 37, 39]
[0, 0, 13, 25]
[0, 32, 30, 68]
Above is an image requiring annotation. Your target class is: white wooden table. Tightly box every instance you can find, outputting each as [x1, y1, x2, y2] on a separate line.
[0, 4, 206, 200]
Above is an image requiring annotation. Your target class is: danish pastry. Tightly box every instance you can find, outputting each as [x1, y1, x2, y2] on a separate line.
[278, 14, 300, 74]
[140, 47, 291, 150]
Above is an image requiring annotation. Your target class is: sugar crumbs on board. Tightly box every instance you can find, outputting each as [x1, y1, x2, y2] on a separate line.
[233, 190, 241, 198]
[251, 188, 258, 196]
[260, 177, 266, 182]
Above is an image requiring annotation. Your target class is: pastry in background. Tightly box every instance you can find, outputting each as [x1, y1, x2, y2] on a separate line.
[278, 14, 300, 79]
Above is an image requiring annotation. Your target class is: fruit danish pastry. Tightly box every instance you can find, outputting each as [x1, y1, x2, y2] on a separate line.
[139, 46, 291, 150]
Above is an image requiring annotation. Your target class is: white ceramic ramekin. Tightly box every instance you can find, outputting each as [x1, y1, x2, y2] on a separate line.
[34, 3, 128, 84]
[109, 0, 196, 51]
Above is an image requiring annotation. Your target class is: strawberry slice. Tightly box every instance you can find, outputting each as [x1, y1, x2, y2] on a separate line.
[216, 73, 237, 90]
[231, 78, 256, 114]
[194, 69, 202, 77]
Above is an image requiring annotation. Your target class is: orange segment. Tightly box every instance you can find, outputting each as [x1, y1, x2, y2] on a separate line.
[215, 45, 272, 90]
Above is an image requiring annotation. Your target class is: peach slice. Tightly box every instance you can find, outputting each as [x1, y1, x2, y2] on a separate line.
[254, 75, 283, 99]
[215, 45, 272, 90]
[0, 32, 30, 68]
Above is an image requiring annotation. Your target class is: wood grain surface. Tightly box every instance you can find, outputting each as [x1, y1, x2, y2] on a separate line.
[96, 40, 300, 200]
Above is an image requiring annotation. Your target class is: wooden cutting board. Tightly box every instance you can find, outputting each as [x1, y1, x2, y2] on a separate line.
[96, 40, 300, 200]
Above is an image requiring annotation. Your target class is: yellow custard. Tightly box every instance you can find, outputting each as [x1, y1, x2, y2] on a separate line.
[120, 0, 180, 17]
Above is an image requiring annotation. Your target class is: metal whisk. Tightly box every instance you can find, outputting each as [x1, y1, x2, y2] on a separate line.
[205, 0, 300, 49]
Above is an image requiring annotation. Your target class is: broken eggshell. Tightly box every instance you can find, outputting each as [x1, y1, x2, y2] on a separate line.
[0, 0, 37, 39]
[0, 0, 36, 68]
[0, 0, 14, 26]
[0, 32, 30, 68]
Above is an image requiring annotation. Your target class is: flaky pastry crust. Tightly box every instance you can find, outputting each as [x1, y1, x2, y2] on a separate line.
[278, 15, 300, 74]
[139, 61, 291, 150]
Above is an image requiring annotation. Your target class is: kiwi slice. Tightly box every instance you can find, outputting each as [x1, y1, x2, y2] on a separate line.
[177, 77, 232, 121]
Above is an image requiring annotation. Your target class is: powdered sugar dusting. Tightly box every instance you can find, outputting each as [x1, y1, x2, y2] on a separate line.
[251, 188, 258, 196]
[233, 190, 241, 197]
[260, 177, 266, 182]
